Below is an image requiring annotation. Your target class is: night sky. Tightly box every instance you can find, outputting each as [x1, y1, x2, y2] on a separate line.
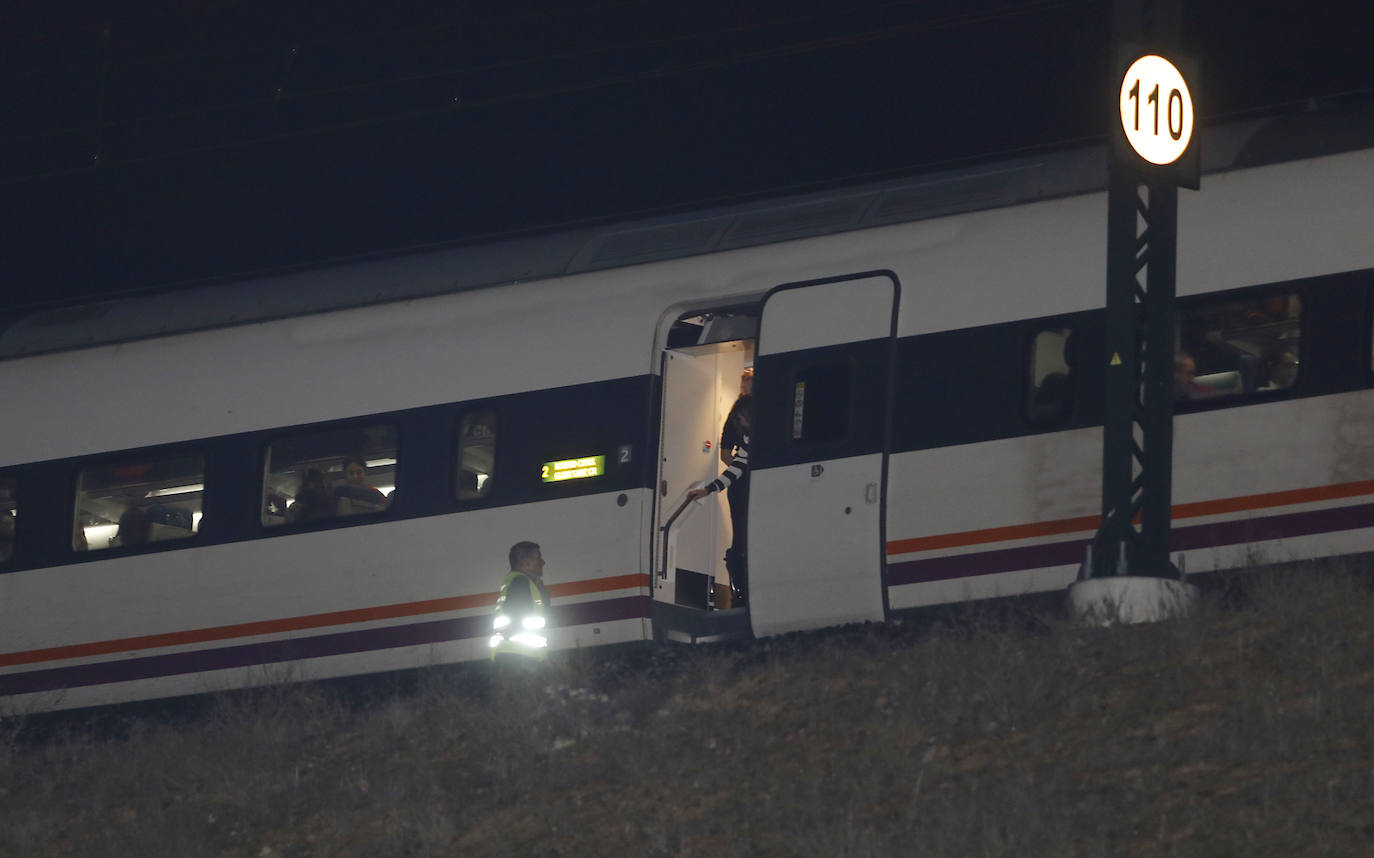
[3, 0, 1372, 317]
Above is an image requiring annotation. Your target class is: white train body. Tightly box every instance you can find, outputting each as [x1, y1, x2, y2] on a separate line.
[3, 110, 1374, 712]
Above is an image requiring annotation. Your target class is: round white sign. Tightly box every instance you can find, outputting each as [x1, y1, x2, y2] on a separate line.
[1119, 54, 1194, 165]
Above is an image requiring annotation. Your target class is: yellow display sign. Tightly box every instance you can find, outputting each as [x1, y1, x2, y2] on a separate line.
[541, 455, 605, 482]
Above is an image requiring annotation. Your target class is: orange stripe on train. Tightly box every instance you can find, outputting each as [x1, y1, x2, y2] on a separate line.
[886, 478, 1374, 556]
[0, 573, 651, 669]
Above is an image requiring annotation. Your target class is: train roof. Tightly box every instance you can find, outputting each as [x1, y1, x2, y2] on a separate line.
[4, 98, 1374, 363]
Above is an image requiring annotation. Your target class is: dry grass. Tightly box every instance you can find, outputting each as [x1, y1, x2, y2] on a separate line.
[4, 563, 1374, 857]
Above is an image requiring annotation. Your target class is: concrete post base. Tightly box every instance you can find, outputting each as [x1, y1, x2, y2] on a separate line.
[1067, 576, 1199, 626]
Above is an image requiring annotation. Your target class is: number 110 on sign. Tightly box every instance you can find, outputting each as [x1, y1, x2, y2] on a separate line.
[1119, 54, 1194, 166]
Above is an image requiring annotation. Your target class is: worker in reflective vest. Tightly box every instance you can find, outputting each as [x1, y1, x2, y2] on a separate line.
[489, 540, 551, 664]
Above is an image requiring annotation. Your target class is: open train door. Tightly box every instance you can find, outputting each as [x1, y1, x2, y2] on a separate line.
[748, 272, 898, 636]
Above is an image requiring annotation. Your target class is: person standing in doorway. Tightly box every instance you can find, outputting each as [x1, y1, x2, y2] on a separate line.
[688, 371, 752, 607]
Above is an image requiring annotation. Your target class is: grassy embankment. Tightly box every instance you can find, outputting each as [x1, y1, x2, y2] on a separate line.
[3, 563, 1374, 857]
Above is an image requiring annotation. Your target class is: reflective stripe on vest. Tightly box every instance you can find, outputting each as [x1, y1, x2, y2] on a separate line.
[490, 571, 548, 660]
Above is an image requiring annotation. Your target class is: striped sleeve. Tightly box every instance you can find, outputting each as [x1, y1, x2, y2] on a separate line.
[708, 434, 749, 493]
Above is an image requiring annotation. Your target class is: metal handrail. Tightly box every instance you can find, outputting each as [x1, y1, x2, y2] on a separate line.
[658, 495, 696, 579]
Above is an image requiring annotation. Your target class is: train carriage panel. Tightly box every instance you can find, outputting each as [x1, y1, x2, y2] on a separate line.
[1176, 148, 1374, 295]
[0, 492, 651, 712]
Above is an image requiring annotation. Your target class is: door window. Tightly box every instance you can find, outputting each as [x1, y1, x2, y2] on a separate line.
[790, 361, 852, 445]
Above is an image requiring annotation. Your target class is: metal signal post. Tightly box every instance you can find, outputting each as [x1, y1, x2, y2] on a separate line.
[1089, 0, 1198, 580]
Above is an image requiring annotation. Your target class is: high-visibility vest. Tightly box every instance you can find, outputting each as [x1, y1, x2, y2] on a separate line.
[489, 571, 549, 660]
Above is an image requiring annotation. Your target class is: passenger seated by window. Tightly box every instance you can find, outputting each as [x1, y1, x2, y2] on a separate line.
[460, 472, 492, 500]
[335, 455, 387, 514]
[1173, 352, 1219, 401]
[1258, 348, 1299, 391]
[288, 467, 335, 523]
[114, 505, 153, 547]
[1029, 372, 1072, 422]
[458, 469, 480, 499]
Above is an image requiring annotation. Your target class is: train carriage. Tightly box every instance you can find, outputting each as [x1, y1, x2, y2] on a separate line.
[3, 102, 1374, 713]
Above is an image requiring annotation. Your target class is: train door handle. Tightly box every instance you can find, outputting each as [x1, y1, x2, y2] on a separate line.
[865, 483, 878, 504]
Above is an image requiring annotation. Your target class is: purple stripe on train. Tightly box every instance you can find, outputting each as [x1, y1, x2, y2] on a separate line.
[887, 501, 1374, 587]
[0, 596, 651, 697]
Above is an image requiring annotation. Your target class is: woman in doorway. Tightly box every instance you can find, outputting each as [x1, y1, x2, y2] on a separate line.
[688, 370, 752, 607]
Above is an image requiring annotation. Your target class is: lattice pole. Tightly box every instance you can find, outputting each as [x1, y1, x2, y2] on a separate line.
[1090, 0, 1193, 579]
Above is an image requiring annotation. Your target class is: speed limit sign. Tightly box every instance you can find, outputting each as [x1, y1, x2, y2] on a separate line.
[1119, 54, 1194, 166]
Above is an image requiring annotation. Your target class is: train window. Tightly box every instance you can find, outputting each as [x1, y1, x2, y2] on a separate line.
[262, 425, 397, 527]
[1026, 327, 1074, 424]
[456, 410, 497, 501]
[74, 455, 204, 551]
[790, 360, 851, 445]
[1, 477, 15, 563]
[1175, 293, 1301, 402]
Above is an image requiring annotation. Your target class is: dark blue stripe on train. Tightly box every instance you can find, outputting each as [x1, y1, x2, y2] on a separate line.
[888, 500, 1374, 586]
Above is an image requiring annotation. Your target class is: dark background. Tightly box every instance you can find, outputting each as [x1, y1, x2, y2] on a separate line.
[3, 0, 1371, 315]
